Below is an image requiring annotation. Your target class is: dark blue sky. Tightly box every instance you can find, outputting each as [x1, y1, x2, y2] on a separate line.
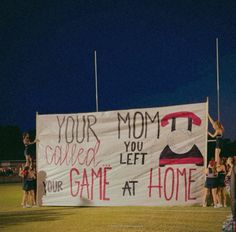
[0, 0, 236, 140]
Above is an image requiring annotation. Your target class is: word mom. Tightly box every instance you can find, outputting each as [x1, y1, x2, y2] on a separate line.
[117, 111, 160, 139]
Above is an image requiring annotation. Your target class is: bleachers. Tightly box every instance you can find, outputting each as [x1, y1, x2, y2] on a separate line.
[0, 160, 25, 183]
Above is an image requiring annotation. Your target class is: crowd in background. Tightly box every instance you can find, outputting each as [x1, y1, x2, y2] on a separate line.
[0, 167, 15, 176]
[0, 164, 24, 178]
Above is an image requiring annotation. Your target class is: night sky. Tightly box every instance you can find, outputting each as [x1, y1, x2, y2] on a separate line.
[0, 1, 236, 140]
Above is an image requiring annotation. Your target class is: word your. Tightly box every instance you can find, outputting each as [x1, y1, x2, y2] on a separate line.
[57, 115, 99, 143]
[117, 111, 160, 139]
[45, 180, 63, 193]
[70, 166, 112, 201]
[148, 167, 196, 202]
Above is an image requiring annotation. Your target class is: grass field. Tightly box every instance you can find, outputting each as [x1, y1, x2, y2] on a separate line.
[0, 183, 231, 232]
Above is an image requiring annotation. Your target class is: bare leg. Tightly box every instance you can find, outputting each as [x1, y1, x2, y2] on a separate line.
[21, 191, 24, 205]
[202, 188, 209, 206]
[25, 155, 33, 167]
[30, 190, 36, 205]
[29, 156, 32, 167]
[212, 188, 218, 206]
[222, 187, 227, 207]
[217, 187, 222, 205]
[25, 155, 30, 166]
[215, 148, 221, 163]
[22, 191, 28, 207]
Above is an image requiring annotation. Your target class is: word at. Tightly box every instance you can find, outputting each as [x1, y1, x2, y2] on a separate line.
[122, 180, 138, 196]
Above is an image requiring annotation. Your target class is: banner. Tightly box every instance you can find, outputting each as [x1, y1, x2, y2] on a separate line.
[37, 102, 208, 206]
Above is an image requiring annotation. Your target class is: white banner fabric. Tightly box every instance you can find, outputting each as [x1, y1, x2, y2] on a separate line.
[37, 102, 208, 206]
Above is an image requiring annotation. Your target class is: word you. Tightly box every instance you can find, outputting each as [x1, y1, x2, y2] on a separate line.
[120, 141, 147, 165]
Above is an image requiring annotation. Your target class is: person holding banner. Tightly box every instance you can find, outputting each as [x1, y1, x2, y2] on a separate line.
[22, 132, 38, 166]
[19, 165, 36, 208]
[208, 114, 224, 163]
[225, 157, 234, 195]
[203, 159, 220, 208]
[216, 157, 227, 207]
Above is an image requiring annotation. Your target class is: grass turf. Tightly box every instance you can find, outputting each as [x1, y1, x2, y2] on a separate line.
[0, 183, 231, 232]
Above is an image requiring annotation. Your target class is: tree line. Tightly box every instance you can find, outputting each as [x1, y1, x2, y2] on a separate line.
[0, 125, 235, 161]
[0, 126, 35, 160]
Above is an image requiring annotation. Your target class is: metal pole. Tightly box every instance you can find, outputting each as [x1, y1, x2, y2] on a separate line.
[216, 38, 220, 121]
[205, 97, 209, 167]
[94, 50, 99, 112]
[36, 111, 39, 205]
